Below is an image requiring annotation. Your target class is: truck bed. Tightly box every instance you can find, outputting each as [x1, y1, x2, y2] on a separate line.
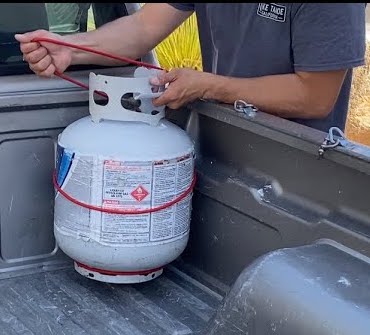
[0, 265, 223, 335]
[1, 43, 370, 334]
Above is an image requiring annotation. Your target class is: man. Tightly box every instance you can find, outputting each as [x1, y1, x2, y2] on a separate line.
[16, 3, 366, 132]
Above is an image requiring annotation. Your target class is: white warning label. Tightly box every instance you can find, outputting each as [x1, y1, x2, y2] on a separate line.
[54, 147, 194, 246]
[100, 154, 194, 245]
[101, 160, 153, 244]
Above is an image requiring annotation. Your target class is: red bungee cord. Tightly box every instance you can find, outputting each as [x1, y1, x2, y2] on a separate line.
[31, 37, 196, 215]
[32, 37, 164, 95]
[52, 171, 196, 215]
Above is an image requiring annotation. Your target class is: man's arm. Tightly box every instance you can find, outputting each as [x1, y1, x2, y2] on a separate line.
[204, 70, 347, 119]
[15, 3, 192, 75]
[151, 67, 347, 119]
[153, 3, 365, 119]
[67, 3, 192, 66]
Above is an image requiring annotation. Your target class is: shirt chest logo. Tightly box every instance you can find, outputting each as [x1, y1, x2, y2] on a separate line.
[257, 3, 286, 22]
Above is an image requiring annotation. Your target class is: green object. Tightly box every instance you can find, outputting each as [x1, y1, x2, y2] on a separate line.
[45, 3, 90, 34]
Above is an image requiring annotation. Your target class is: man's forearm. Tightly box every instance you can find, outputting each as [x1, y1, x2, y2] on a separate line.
[64, 4, 191, 67]
[65, 14, 148, 66]
[203, 70, 346, 119]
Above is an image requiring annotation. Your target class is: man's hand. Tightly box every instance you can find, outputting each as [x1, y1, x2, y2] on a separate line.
[150, 68, 211, 109]
[15, 30, 72, 77]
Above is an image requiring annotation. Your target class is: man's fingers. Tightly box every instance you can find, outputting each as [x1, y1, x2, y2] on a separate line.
[14, 33, 33, 43]
[33, 64, 56, 78]
[159, 70, 177, 84]
[167, 102, 182, 110]
[19, 42, 40, 54]
[152, 90, 172, 107]
[152, 96, 165, 107]
[23, 47, 48, 64]
[14, 29, 48, 43]
[38, 64, 56, 78]
[150, 76, 162, 86]
[150, 69, 178, 86]
[151, 69, 168, 85]
[15, 30, 52, 57]
[30, 54, 52, 73]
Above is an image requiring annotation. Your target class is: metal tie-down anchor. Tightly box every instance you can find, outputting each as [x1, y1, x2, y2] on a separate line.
[318, 126, 348, 159]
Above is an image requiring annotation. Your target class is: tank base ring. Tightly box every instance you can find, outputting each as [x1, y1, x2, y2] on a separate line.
[74, 261, 164, 284]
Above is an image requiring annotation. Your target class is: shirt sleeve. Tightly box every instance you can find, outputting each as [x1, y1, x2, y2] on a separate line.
[292, 3, 366, 72]
[167, 3, 195, 12]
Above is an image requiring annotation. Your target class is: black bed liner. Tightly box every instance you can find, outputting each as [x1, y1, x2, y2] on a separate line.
[0, 266, 223, 335]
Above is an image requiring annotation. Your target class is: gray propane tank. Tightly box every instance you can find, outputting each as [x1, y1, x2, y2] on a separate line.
[54, 67, 195, 284]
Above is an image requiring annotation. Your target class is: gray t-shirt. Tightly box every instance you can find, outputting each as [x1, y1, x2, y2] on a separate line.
[168, 3, 366, 132]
